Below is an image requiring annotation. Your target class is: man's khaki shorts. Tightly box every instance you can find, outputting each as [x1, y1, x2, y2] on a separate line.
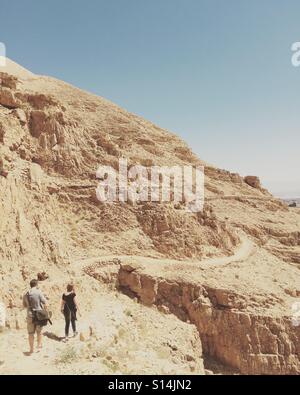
[26, 317, 42, 335]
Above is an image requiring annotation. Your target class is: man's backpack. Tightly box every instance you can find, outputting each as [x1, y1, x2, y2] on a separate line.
[27, 293, 52, 327]
[33, 309, 52, 327]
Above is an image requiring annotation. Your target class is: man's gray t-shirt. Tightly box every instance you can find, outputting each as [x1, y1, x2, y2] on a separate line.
[23, 287, 46, 317]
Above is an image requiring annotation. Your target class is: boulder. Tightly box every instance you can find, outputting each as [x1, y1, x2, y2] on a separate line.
[244, 175, 261, 189]
[0, 88, 20, 109]
[0, 72, 18, 89]
[37, 272, 49, 281]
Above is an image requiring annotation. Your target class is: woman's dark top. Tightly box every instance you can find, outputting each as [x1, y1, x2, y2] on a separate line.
[62, 292, 76, 312]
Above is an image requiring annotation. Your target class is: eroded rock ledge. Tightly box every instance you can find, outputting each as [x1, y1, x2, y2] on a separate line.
[118, 262, 300, 375]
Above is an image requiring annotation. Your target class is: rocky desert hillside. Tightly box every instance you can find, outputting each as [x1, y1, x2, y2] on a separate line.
[0, 58, 299, 375]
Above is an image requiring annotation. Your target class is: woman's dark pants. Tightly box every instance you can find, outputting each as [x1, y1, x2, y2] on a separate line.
[64, 310, 76, 336]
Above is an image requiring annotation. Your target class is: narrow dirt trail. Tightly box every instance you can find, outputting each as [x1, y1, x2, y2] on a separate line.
[203, 234, 254, 266]
[0, 233, 255, 375]
[75, 233, 255, 269]
[0, 293, 136, 375]
[0, 275, 204, 375]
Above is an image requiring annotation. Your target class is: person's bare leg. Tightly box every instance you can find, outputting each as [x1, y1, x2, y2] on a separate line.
[29, 334, 34, 354]
[37, 332, 42, 349]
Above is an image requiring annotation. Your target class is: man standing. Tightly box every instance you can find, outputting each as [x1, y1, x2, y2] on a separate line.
[23, 279, 47, 354]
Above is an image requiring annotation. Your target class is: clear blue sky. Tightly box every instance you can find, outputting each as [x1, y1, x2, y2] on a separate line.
[1, 0, 300, 197]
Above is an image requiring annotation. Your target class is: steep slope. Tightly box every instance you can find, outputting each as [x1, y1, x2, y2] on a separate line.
[0, 59, 299, 374]
[0, 57, 34, 79]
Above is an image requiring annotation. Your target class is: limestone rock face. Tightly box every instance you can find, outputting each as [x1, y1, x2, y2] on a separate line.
[118, 262, 300, 375]
[0, 72, 18, 89]
[0, 59, 299, 375]
[0, 88, 20, 109]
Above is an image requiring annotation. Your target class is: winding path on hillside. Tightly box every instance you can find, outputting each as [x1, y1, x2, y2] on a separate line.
[77, 232, 255, 271]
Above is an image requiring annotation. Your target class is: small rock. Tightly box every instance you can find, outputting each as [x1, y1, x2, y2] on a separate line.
[37, 272, 49, 281]
[79, 332, 85, 342]
[157, 305, 170, 315]
[186, 354, 195, 362]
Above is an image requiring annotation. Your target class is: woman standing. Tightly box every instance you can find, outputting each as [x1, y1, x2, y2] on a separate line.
[61, 284, 79, 338]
